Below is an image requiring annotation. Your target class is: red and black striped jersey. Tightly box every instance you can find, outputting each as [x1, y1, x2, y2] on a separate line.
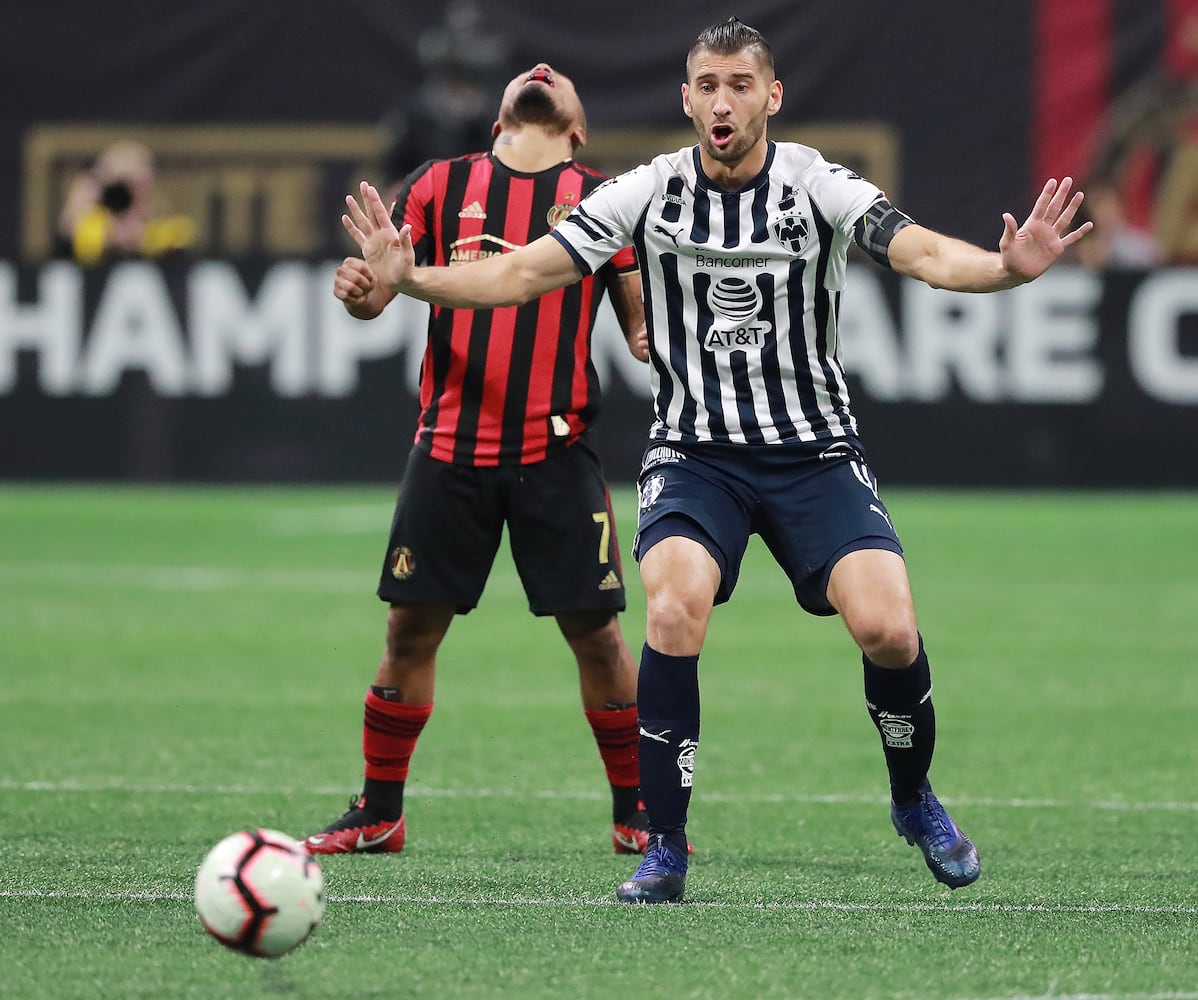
[393, 152, 637, 466]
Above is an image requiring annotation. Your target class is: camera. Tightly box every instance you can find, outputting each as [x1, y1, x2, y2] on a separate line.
[99, 180, 134, 214]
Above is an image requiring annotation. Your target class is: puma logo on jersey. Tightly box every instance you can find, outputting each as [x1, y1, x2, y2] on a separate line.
[653, 224, 684, 247]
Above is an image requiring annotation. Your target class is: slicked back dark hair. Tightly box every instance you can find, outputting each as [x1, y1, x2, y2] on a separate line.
[686, 16, 775, 78]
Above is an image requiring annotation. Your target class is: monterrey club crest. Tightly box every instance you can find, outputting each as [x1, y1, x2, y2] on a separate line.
[772, 182, 810, 253]
[772, 213, 809, 253]
[639, 473, 666, 509]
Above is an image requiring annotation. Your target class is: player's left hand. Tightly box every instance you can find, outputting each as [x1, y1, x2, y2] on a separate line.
[999, 177, 1093, 283]
[342, 181, 415, 293]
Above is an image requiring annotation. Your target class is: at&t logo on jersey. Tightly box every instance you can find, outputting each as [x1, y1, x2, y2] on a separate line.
[704, 277, 772, 352]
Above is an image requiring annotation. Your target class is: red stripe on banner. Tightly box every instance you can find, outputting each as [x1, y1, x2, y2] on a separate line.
[1033, 0, 1113, 191]
[1166, 0, 1198, 79]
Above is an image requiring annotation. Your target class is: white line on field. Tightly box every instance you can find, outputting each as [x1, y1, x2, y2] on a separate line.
[963, 995, 1198, 1000]
[1, 778, 1196, 813]
[2, 888, 1194, 917]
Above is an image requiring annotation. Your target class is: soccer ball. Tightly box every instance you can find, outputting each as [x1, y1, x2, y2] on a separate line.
[194, 829, 325, 958]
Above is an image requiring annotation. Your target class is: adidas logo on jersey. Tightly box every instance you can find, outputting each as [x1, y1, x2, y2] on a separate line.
[458, 201, 487, 219]
[598, 570, 622, 591]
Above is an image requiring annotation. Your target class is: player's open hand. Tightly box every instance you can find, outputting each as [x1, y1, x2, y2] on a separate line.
[999, 177, 1093, 283]
[342, 181, 414, 292]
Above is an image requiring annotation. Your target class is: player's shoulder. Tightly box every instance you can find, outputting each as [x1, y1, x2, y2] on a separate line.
[774, 142, 879, 199]
[770, 141, 830, 179]
[404, 150, 489, 185]
[609, 147, 695, 190]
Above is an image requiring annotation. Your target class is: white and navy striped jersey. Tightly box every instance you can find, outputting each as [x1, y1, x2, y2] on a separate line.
[552, 141, 890, 445]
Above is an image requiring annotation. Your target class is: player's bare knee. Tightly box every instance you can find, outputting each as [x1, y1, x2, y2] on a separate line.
[558, 612, 626, 668]
[852, 618, 919, 668]
[383, 604, 451, 664]
[645, 588, 710, 653]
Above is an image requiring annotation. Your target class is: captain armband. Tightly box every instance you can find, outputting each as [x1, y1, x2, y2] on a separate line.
[853, 198, 915, 268]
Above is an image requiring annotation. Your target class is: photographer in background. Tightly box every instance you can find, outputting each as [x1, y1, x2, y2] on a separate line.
[54, 140, 194, 266]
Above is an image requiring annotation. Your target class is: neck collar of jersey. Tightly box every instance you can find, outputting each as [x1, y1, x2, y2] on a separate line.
[692, 140, 776, 195]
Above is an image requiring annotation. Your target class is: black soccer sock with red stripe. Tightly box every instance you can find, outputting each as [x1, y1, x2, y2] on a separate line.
[360, 687, 433, 821]
[863, 636, 936, 806]
[636, 643, 699, 855]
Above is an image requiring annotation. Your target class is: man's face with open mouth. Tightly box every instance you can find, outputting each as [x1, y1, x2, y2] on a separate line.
[498, 63, 582, 132]
[683, 48, 780, 168]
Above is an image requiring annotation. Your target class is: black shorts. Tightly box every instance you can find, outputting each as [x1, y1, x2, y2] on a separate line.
[377, 439, 627, 616]
[632, 438, 904, 616]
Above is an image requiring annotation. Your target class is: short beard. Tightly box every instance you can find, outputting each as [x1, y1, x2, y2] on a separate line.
[500, 84, 574, 136]
[692, 111, 766, 166]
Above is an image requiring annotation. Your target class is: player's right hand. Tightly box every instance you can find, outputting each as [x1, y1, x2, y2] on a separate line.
[332, 255, 388, 320]
[333, 256, 375, 305]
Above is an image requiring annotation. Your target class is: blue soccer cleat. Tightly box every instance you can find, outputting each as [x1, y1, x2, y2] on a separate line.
[891, 781, 980, 888]
[615, 833, 688, 903]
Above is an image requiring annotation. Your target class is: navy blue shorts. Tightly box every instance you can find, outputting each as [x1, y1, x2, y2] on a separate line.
[378, 439, 626, 616]
[631, 438, 903, 616]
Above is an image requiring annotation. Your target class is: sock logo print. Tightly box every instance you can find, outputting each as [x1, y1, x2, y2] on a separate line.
[677, 739, 697, 787]
[877, 712, 915, 748]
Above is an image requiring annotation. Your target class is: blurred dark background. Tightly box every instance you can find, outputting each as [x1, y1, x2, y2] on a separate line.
[3, 0, 1197, 485]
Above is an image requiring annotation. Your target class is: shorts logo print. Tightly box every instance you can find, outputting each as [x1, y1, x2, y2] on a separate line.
[598, 569, 622, 591]
[639, 474, 666, 510]
[641, 445, 685, 472]
[390, 545, 415, 580]
[870, 503, 894, 530]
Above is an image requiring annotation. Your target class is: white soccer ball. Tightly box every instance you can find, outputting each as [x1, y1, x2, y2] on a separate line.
[194, 829, 325, 958]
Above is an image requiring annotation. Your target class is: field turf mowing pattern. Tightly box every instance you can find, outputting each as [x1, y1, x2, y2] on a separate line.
[1, 484, 1195, 999]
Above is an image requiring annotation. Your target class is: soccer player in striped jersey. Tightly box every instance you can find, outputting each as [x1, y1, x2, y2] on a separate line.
[338, 19, 1092, 901]
[301, 63, 661, 859]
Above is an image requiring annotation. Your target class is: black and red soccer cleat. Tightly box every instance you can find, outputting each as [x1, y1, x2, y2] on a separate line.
[301, 795, 406, 855]
[613, 802, 694, 856]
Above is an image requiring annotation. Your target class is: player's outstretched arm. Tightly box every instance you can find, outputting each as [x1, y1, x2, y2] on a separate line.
[342, 180, 582, 308]
[887, 177, 1093, 292]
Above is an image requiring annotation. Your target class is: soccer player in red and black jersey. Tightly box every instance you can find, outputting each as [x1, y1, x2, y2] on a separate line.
[301, 63, 660, 857]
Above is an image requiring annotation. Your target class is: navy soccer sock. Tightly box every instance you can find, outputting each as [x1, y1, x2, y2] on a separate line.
[636, 643, 699, 855]
[863, 636, 936, 806]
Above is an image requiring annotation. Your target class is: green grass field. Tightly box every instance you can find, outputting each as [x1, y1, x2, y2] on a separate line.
[1, 484, 1195, 1000]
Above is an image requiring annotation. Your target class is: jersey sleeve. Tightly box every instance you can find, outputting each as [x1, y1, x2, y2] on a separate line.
[609, 245, 638, 274]
[390, 160, 436, 266]
[803, 158, 889, 234]
[551, 166, 653, 276]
